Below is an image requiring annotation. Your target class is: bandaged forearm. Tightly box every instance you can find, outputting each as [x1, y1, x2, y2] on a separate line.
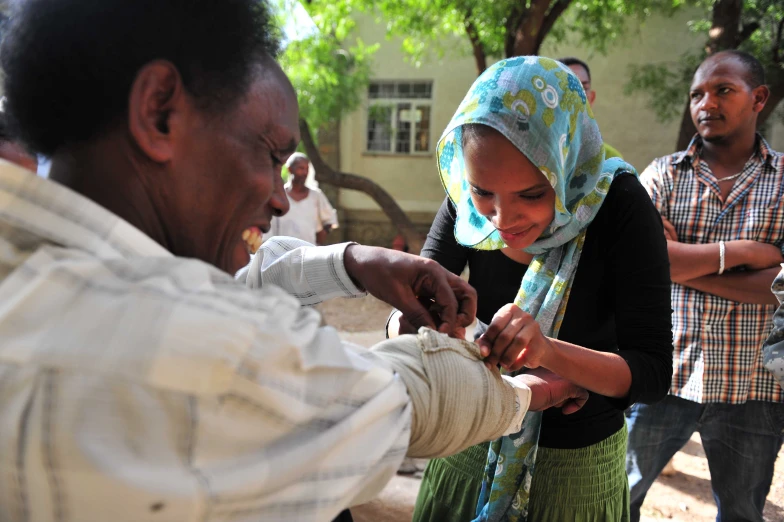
[368, 328, 530, 459]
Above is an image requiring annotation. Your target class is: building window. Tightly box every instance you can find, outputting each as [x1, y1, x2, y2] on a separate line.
[366, 81, 433, 154]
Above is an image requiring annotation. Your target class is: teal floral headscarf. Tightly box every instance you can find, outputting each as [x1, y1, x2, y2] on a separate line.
[436, 56, 636, 521]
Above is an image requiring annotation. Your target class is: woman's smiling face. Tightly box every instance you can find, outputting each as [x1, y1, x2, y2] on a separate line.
[463, 126, 556, 250]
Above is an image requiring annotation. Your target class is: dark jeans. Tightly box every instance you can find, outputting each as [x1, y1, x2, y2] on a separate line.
[626, 395, 784, 522]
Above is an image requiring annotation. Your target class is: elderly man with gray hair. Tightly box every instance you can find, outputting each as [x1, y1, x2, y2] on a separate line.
[261, 151, 338, 246]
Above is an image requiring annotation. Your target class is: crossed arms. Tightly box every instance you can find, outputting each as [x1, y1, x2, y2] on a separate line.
[661, 217, 781, 305]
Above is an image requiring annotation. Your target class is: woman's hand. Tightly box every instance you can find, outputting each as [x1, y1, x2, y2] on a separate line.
[477, 303, 554, 371]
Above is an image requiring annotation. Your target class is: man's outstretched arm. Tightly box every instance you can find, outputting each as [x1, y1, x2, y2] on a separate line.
[238, 236, 477, 337]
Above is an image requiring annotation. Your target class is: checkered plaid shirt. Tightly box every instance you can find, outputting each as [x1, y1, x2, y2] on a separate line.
[640, 134, 784, 404]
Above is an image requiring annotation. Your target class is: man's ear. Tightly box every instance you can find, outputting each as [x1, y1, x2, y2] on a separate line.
[127, 61, 185, 163]
[751, 84, 770, 114]
[587, 90, 596, 106]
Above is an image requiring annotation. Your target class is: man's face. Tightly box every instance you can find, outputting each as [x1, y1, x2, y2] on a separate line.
[689, 56, 762, 143]
[289, 158, 309, 185]
[164, 63, 300, 274]
[567, 64, 596, 107]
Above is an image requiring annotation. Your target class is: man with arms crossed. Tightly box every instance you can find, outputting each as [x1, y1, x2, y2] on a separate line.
[628, 50, 784, 521]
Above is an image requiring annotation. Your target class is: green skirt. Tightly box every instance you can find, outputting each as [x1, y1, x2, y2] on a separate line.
[413, 424, 629, 522]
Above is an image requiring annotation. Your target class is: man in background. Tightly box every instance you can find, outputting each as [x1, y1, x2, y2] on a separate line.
[559, 56, 623, 159]
[628, 50, 784, 522]
[263, 152, 338, 245]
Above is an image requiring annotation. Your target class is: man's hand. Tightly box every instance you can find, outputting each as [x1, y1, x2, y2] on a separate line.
[731, 240, 784, 271]
[514, 368, 588, 415]
[390, 308, 468, 340]
[344, 245, 477, 337]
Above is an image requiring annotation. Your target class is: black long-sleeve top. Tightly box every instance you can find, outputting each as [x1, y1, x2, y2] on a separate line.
[422, 174, 673, 449]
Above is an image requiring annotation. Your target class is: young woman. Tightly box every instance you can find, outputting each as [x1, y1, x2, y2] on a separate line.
[390, 57, 673, 521]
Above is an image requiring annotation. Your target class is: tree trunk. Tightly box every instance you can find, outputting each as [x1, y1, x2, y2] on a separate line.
[759, 88, 784, 132]
[705, 0, 742, 54]
[676, 99, 697, 151]
[505, 0, 573, 58]
[299, 119, 425, 253]
[673, 0, 784, 150]
[464, 12, 488, 75]
[507, 0, 549, 57]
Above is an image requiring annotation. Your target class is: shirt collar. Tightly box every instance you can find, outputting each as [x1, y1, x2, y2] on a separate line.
[673, 133, 773, 166]
[0, 161, 172, 259]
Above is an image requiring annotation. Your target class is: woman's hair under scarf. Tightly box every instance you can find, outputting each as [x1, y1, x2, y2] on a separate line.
[436, 56, 636, 521]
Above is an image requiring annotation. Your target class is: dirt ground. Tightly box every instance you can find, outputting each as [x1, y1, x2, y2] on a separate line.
[317, 296, 784, 522]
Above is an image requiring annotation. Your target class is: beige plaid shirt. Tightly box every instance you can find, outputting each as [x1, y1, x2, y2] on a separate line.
[0, 162, 416, 522]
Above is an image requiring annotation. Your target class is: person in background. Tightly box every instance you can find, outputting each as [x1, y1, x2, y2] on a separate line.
[263, 152, 338, 245]
[628, 50, 784, 522]
[558, 56, 623, 159]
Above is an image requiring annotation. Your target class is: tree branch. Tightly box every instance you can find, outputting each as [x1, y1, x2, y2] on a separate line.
[504, 2, 528, 58]
[298, 119, 425, 252]
[464, 9, 488, 75]
[774, 16, 784, 64]
[706, 0, 743, 54]
[535, 0, 573, 51]
[510, 0, 553, 56]
[737, 21, 760, 46]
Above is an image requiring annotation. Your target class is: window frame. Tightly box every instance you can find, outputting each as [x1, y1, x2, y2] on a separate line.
[364, 80, 434, 156]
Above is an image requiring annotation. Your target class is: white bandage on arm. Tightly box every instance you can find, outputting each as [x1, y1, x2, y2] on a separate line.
[367, 328, 522, 459]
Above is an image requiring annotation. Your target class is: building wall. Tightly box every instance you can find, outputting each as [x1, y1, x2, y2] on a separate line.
[335, 9, 784, 247]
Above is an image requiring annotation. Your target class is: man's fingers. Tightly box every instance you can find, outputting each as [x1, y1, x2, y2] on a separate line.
[446, 272, 477, 328]
[561, 397, 587, 415]
[571, 389, 589, 413]
[558, 385, 589, 414]
[397, 315, 418, 335]
[415, 270, 459, 336]
[398, 297, 438, 332]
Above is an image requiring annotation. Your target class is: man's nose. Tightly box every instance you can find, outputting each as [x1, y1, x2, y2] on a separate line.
[269, 175, 289, 217]
[699, 92, 719, 112]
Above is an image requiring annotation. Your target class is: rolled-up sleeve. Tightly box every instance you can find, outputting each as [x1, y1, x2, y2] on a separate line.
[236, 237, 366, 305]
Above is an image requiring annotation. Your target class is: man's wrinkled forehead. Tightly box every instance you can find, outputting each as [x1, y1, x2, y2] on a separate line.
[246, 62, 300, 150]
